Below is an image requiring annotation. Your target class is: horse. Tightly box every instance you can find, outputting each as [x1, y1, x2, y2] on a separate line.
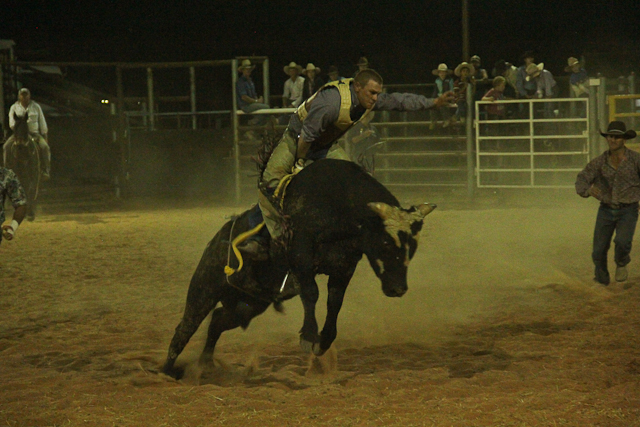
[161, 159, 435, 378]
[4, 112, 41, 221]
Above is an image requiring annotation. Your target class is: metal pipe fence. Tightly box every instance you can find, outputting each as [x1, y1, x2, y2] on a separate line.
[475, 97, 589, 188]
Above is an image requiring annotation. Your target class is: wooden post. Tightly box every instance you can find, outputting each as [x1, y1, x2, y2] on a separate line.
[147, 67, 155, 130]
[231, 59, 241, 205]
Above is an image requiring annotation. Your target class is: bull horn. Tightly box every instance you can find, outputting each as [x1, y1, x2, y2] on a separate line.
[414, 203, 437, 218]
[368, 202, 394, 220]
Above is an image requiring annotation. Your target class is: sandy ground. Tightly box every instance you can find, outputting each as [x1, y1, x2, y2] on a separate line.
[1, 190, 639, 427]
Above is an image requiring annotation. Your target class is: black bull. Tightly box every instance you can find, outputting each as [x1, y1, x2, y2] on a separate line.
[162, 159, 435, 378]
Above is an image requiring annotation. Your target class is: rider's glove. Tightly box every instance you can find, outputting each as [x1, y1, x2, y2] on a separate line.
[293, 158, 306, 173]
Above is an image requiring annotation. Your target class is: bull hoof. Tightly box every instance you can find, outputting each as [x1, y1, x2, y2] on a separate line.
[299, 337, 324, 355]
[161, 365, 185, 380]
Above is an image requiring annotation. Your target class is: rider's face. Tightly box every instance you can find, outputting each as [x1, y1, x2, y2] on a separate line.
[355, 79, 382, 110]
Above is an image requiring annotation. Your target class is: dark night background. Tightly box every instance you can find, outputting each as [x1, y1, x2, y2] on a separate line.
[3, 0, 640, 92]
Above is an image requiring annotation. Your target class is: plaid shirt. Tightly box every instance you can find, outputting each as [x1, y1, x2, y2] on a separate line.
[0, 168, 27, 225]
[575, 148, 640, 205]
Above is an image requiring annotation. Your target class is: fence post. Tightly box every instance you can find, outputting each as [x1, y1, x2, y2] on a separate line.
[588, 78, 600, 158]
[597, 74, 608, 154]
[231, 59, 241, 205]
[466, 82, 474, 197]
[190, 67, 196, 130]
[147, 67, 155, 131]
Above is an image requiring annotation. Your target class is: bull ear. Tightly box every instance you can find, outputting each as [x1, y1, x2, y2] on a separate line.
[368, 202, 394, 219]
[413, 203, 437, 219]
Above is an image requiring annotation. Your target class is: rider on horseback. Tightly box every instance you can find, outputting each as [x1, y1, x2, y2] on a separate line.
[3, 88, 51, 180]
[0, 167, 27, 244]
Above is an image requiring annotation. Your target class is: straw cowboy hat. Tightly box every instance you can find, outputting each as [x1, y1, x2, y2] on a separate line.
[356, 57, 369, 67]
[432, 63, 452, 76]
[525, 63, 544, 81]
[600, 121, 637, 139]
[564, 57, 581, 72]
[302, 63, 321, 75]
[283, 61, 303, 74]
[237, 59, 255, 72]
[454, 62, 475, 77]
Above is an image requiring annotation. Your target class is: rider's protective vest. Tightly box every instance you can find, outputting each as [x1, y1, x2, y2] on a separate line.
[295, 78, 371, 149]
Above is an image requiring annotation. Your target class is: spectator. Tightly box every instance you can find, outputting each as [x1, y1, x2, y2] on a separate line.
[526, 62, 558, 134]
[470, 55, 489, 100]
[516, 51, 537, 99]
[450, 62, 476, 125]
[236, 59, 270, 127]
[3, 88, 51, 180]
[493, 59, 518, 98]
[565, 57, 589, 98]
[482, 76, 507, 120]
[302, 63, 324, 102]
[430, 63, 454, 128]
[327, 65, 342, 82]
[282, 62, 304, 108]
[354, 56, 370, 77]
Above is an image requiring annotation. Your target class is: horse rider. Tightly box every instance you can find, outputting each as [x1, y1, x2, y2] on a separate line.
[241, 68, 454, 256]
[0, 166, 27, 245]
[3, 88, 51, 180]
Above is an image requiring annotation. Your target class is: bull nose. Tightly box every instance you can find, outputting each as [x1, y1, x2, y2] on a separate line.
[383, 287, 407, 297]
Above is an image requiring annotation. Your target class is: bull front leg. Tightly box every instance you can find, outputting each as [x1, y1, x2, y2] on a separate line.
[317, 269, 355, 356]
[298, 271, 321, 354]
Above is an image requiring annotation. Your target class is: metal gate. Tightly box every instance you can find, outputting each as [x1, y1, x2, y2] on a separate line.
[475, 97, 590, 188]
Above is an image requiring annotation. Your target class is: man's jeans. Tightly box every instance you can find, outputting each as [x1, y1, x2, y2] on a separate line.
[241, 102, 271, 126]
[592, 203, 639, 277]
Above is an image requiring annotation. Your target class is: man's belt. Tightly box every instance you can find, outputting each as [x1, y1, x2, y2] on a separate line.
[603, 201, 639, 209]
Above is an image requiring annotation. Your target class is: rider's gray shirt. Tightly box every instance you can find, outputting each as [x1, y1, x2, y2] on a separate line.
[0, 167, 27, 225]
[288, 82, 436, 149]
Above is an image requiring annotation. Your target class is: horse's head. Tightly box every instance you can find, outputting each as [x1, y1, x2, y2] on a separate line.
[13, 112, 31, 145]
[363, 202, 436, 297]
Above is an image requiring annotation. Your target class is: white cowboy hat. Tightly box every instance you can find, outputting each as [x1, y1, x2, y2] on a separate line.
[237, 59, 255, 72]
[454, 62, 475, 77]
[283, 61, 303, 74]
[525, 63, 544, 81]
[432, 63, 452, 76]
[302, 63, 321, 75]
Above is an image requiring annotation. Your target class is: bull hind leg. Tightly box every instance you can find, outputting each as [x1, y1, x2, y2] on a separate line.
[162, 296, 220, 379]
[198, 300, 271, 367]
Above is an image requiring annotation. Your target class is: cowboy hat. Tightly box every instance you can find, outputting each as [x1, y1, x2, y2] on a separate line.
[454, 62, 475, 77]
[600, 121, 637, 139]
[302, 63, 321, 75]
[356, 57, 369, 67]
[432, 63, 452, 76]
[283, 61, 303, 74]
[525, 63, 544, 81]
[237, 59, 255, 72]
[564, 57, 581, 72]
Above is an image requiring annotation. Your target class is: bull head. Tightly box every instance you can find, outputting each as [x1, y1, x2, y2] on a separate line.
[364, 202, 436, 297]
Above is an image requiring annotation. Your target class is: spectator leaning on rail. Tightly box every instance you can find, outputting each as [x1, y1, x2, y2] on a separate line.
[565, 57, 589, 98]
[282, 62, 304, 108]
[0, 166, 27, 245]
[430, 63, 455, 129]
[239, 69, 455, 256]
[236, 59, 270, 126]
[516, 51, 537, 99]
[482, 76, 507, 120]
[575, 121, 639, 286]
[3, 88, 51, 180]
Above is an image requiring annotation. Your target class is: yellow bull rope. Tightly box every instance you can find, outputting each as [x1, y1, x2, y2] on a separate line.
[224, 221, 265, 276]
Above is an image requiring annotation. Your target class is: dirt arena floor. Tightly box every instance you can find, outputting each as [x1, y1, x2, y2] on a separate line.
[1, 189, 639, 426]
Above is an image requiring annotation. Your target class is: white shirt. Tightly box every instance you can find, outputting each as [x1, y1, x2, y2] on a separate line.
[8, 101, 48, 135]
[283, 76, 305, 107]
